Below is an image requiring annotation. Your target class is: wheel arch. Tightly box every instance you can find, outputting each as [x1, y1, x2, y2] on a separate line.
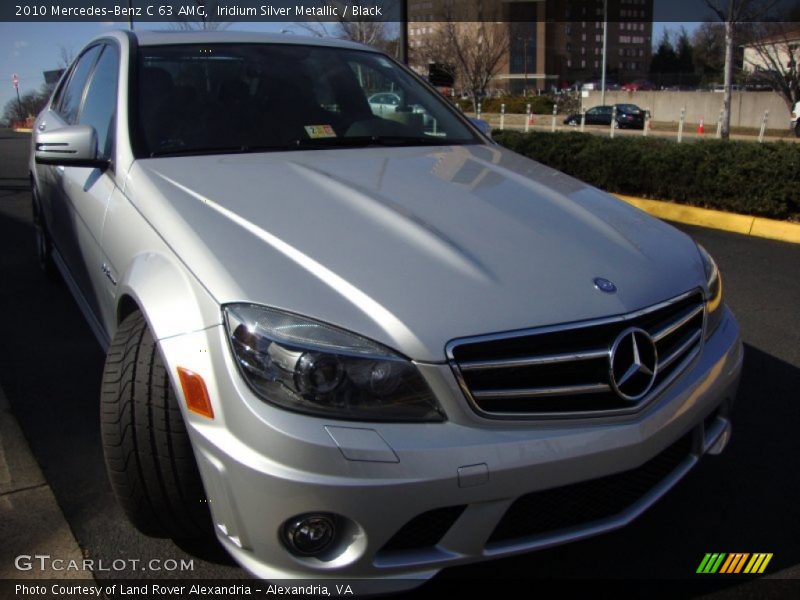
[113, 251, 221, 343]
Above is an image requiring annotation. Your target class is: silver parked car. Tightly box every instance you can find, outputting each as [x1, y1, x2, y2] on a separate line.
[30, 31, 742, 585]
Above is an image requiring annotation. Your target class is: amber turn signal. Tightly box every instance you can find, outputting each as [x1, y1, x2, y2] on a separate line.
[177, 367, 215, 419]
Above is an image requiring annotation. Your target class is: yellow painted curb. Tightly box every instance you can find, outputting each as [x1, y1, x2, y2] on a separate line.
[614, 194, 800, 245]
[12, 128, 32, 133]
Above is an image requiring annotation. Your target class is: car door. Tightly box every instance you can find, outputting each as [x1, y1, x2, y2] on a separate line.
[585, 106, 603, 125]
[39, 42, 120, 342]
[34, 45, 103, 263]
[596, 106, 613, 125]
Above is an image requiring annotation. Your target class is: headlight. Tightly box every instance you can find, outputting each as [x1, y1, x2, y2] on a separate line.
[697, 244, 723, 338]
[223, 304, 445, 422]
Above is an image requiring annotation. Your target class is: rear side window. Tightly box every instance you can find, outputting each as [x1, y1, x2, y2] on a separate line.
[57, 45, 102, 124]
[79, 45, 119, 159]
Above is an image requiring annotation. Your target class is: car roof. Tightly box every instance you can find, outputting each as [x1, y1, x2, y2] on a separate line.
[95, 29, 377, 53]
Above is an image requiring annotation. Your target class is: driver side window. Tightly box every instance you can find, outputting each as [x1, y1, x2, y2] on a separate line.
[56, 45, 102, 125]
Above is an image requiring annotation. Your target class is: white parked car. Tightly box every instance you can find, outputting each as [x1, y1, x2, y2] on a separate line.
[30, 30, 742, 587]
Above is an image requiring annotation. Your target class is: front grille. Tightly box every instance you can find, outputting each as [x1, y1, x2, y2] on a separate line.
[379, 505, 466, 553]
[448, 289, 705, 417]
[488, 433, 694, 544]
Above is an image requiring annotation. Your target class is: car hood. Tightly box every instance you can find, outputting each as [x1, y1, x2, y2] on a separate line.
[126, 144, 705, 362]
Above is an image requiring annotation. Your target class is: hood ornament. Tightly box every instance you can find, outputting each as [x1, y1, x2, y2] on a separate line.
[593, 277, 617, 293]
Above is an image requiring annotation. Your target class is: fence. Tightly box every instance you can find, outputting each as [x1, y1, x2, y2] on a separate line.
[583, 90, 792, 130]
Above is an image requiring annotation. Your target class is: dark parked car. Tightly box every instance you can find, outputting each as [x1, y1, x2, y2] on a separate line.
[564, 104, 645, 129]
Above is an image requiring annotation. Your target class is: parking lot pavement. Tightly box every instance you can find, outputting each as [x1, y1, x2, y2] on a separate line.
[1, 130, 798, 594]
[0, 383, 93, 581]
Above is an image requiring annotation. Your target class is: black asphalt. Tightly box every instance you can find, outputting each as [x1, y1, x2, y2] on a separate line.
[1, 129, 798, 595]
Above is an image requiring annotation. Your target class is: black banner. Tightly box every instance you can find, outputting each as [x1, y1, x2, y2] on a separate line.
[2, 0, 799, 23]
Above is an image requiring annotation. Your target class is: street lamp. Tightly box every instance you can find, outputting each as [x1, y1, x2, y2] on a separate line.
[516, 35, 533, 96]
[601, 0, 608, 104]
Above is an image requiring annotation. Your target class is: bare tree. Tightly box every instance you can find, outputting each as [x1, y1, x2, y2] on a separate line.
[742, 21, 800, 113]
[704, 0, 778, 138]
[58, 45, 75, 69]
[294, 0, 394, 53]
[171, 0, 230, 31]
[411, 2, 509, 108]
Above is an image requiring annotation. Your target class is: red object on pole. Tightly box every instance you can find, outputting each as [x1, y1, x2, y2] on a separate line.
[697, 118, 705, 135]
[12, 73, 19, 89]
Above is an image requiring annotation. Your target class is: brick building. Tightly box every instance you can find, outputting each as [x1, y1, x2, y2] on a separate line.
[408, 0, 654, 92]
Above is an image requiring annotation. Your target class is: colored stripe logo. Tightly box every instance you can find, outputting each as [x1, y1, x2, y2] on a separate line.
[697, 553, 773, 574]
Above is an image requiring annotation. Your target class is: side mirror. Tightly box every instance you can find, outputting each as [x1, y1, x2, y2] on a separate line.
[469, 118, 492, 139]
[35, 125, 109, 169]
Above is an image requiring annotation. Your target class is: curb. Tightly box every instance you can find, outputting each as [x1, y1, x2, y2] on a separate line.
[614, 194, 800, 245]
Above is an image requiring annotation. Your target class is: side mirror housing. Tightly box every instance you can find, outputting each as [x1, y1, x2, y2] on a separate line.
[469, 118, 492, 139]
[35, 125, 109, 169]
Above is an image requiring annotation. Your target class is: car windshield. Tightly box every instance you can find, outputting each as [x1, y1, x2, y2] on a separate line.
[135, 43, 478, 157]
[616, 104, 641, 114]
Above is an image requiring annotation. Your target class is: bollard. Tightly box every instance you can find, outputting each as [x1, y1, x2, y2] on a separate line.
[525, 103, 532, 133]
[716, 108, 723, 139]
[643, 108, 650, 136]
[758, 109, 769, 143]
[500, 103, 506, 131]
[551, 104, 557, 132]
[678, 108, 686, 143]
[610, 105, 617, 138]
[477, 102, 482, 120]
[580, 108, 586, 133]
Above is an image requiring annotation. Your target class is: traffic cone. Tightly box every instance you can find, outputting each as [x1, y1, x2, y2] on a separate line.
[528, 114, 535, 126]
[697, 118, 705, 135]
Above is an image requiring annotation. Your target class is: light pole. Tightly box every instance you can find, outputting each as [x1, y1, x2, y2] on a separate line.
[601, 0, 608, 105]
[517, 35, 532, 96]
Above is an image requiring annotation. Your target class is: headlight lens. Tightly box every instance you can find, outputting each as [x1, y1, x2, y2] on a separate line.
[698, 244, 723, 338]
[223, 304, 445, 422]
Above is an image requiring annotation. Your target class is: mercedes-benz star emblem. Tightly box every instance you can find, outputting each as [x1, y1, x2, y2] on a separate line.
[594, 277, 617, 293]
[609, 327, 658, 402]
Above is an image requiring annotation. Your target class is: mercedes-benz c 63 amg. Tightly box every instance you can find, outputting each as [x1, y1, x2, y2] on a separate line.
[30, 30, 742, 585]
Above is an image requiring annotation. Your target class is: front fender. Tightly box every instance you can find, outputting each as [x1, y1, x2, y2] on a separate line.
[114, 251, 221, 343]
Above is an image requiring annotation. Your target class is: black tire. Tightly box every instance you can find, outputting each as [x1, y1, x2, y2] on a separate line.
[795, 121, 800, 138]
[31, 185, 58, 279]
[101, 311, 213, 540]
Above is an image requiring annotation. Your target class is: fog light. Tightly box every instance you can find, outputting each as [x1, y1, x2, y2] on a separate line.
[282, 514, 337, 556]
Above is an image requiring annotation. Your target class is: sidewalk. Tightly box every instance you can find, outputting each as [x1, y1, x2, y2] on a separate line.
[476, 113, 799, 143]
[0, 382, 92, 580]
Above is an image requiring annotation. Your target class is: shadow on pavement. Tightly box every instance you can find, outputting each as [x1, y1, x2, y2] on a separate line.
[0, 203, 240, 577]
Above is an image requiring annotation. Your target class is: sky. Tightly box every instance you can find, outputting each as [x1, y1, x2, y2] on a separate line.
[0, 20, 699, 117]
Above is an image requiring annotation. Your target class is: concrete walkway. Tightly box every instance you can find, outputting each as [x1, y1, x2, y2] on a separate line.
[0, 382, 92, 580]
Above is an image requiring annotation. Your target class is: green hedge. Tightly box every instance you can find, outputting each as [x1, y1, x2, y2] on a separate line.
[455, 95, 555, 114]
[493, 130, 800, 221]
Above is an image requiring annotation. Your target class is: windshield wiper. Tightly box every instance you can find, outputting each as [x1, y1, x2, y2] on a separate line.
[293, 135, 459, 149]
[149, 144, 295, 157]
[148, 136, 462, 157]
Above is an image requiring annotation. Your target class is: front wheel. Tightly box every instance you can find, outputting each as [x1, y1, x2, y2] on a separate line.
[794, 121, 800, 138]
[100, 311, 213, 540]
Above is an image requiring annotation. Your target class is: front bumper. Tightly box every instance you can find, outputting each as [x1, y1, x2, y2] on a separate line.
[158, 306, 742, 582]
